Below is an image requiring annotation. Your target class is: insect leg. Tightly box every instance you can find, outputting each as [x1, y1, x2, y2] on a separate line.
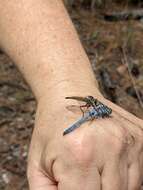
[79, 103, 90, 117]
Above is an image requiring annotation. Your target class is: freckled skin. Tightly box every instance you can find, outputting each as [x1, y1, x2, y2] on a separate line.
[0, 1, 143, 190]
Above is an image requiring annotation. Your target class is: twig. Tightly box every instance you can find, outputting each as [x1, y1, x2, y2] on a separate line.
[104, 9, 143, 21]
[122, 46, 143, 108]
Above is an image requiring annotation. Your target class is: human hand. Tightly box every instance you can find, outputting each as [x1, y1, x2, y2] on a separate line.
[27, 97, 143, 190]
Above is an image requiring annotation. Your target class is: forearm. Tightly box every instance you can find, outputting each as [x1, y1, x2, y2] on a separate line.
[0, 0, 102, 103]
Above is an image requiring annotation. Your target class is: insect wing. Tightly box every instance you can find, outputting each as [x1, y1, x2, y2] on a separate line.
[65, 96, 89, 103]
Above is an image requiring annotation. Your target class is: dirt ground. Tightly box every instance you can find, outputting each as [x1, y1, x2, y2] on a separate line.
[0, 3, 143, 190]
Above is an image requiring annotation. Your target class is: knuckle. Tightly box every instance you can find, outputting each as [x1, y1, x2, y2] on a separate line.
[109, 135, 125, 153]
[65, 133, 94, 166]
[105, 128, 127, 154]
[133, 127, 143, 151]
[138, 128, 143, 142]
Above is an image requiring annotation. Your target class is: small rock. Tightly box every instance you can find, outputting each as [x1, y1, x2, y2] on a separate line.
[117, 64, 127, 75]
[2, 172, 11, 184]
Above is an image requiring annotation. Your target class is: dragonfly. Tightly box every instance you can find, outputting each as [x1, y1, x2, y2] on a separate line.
[65, 96, 112, 117]
[63, 96, 112, 135]
[63, 107, 104, 135]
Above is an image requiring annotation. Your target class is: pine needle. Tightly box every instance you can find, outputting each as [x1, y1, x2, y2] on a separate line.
[122, 46, 143, 108]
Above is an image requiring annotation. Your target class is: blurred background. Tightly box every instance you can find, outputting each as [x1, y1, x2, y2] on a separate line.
[0, 0, 143, 189]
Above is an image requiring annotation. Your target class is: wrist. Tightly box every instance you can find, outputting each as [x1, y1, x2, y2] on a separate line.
[35, 86, 105, 135]
[37, 79, 104, 105]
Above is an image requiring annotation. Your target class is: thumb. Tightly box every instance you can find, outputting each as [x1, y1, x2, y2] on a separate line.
[28, 166, 57, 190]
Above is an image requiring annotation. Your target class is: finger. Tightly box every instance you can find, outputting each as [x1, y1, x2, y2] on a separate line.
[128, 161, 142, 190]
[28, 167, 57, 190]
[111, 111, 143, 148]
[140, 152, 143, 184]
[58, 167, 101, 190]
[102, 160, 128, 190]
